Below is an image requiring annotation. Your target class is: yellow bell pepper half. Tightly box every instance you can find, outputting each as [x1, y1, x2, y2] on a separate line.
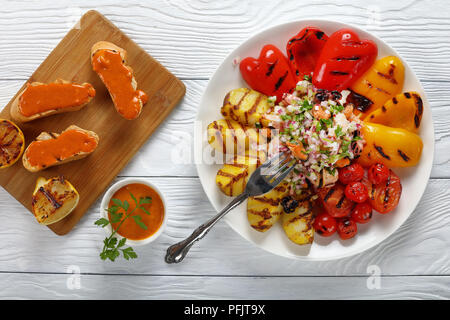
[350, 56, 405, 118]
[357, 122, 423, 168]
[365, 92, 423, 133]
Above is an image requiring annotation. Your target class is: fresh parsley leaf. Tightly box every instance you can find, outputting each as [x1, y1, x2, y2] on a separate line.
[139, 196, 152, 205]
[117, 238, 127, 248]
[121, 247, 137, 260]
[335, 125, 344, 137]
[110, 211, 123, 224]
[112, 198, 123, 208]
[303, 74, 312, 81]
[129, 192, 138, 205]
[95, 218, 110, 228]
[132, 215, 148, 230]
[140, 206, 151, 215]
[122, 200, 129, 212]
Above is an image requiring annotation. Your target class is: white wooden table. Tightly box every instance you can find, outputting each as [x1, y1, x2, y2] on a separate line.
[0, 0, 449, 299]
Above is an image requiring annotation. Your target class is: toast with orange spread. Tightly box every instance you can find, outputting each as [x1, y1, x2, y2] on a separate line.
[91, 41, 148, 120]
[22, 125, 99, 172]
[10, 79, 96, 123]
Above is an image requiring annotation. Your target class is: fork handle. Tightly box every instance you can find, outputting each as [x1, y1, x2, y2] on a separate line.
[165, 192, 248, 264]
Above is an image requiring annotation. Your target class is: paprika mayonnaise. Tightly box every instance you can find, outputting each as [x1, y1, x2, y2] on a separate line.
[91, 41, 148, 120]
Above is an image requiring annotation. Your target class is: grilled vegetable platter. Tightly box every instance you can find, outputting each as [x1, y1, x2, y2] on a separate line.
[196, 20, 434, 260]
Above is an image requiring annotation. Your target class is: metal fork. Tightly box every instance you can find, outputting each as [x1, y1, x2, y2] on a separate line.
[165, 152, 296, 264]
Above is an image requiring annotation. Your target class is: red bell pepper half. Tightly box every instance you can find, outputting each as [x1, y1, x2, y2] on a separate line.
[240, 44, 296, 102]
[286, 27, 328, 80]
[313, 29, 378, 91]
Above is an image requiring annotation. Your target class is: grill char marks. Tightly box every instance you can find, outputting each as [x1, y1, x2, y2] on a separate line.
[347, 90, 373, 113]
[398, 149, 410, 162]
[374, 144, 391, 160]
[274, 71, 289, 91]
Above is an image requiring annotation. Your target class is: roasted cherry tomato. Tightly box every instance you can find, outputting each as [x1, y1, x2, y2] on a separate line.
[350, 202, 373, 224]
[345, 181, 369, 203]
[368, 163, 390, 184]
[286, 27, 328, 80]
[313, 212, 337, 237]
[313, 29, 378, 91]
[337, 218, 358, 240]
[365, 170, 402, 214]
[338, 163, 365, 185]
[240, 44, 297, 102]
[318, 183, 355, 218]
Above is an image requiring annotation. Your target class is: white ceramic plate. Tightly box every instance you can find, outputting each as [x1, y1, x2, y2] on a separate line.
[195, 20, 434, 261]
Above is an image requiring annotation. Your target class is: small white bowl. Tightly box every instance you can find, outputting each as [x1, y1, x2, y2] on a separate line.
[99, 178, 167, 246]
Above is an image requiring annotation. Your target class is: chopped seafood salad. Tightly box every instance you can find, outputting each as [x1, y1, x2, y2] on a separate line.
[264, 78, 364, 193]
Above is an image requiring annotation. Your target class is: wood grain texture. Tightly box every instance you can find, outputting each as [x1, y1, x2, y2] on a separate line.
[0, 0, 449, 81]
[0, 273, 448, 299]
[0, 177, 448, 276]
[0, 10, 186, 235]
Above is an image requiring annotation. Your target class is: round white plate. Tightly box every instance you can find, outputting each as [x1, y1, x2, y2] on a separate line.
[195, 19, 434, 261]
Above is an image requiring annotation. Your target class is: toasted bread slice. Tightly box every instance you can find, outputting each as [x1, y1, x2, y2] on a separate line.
[22, 125, 99, 172]
[32, 176, 79, 225]
[10, 79, 96, 123]
[91, 41, 148, 120]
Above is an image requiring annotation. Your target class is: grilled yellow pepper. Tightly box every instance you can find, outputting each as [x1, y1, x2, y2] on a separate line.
[365, 92, 423, 133]
[357, 122, 423, 168]
[350, 56, 405, 118]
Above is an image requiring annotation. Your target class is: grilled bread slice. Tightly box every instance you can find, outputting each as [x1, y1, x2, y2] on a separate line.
[32, 176, 79, 225]
[10, 79, 96, 123]
[22, 125, 99, 172]
[91, 41, 148, 120]
[247, 181, 289, 232]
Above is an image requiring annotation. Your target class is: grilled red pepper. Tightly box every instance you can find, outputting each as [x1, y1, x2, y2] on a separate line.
[313, 29, 377, 91]
[286, 27, 328, 80]
[240, 44, 296, 102]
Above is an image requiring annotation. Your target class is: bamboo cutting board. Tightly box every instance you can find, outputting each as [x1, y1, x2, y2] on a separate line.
[0, 10, 185, 235]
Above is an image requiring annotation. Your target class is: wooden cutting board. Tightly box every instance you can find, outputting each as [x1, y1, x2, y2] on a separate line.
[0, 10, 185, 235]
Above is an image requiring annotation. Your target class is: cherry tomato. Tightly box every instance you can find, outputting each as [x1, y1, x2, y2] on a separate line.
[345, 181, 369, 203]
[350, 202, 373, 224]
[368, 163, 390, 185]
[337, 218, 358, 240]
[313, 212, 337, 237]
[318, 183, 355, 218]
[366, 170, 402, 214]
[338, 163, 365, 184]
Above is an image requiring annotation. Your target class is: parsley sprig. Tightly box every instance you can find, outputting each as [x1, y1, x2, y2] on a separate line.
[95, 193, 152, 262]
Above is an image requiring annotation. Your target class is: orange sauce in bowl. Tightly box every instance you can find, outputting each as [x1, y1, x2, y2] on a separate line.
[108, 183, 164, 241]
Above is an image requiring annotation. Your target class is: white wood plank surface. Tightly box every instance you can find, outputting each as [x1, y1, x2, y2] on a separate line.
[1, 273, 448, 299]
[0, 0, 448, 299]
